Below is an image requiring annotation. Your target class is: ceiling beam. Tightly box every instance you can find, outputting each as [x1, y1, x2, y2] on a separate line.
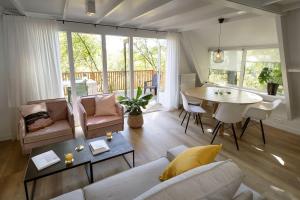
[203, 0, 282, 15]
[63, 0, 70, 20]
[178, 13, 256, 32]
[117, 0, 174, 26]
[262, 0, 283, 6]
[137, 0, 210, 28]
[146, 4, 229, 30]
[160, 8, 241, 31]
[281, 2, 300, 12]
[95, 0, 124, 24]
[9, 0, 26, 15]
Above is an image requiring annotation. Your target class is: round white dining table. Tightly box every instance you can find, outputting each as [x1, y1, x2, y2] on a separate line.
[185, 86, 263, 105]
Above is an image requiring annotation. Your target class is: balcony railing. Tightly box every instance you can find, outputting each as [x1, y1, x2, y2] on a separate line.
[62, 70, 164, 93]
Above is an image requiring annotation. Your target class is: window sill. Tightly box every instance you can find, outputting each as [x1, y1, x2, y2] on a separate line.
[208, 83, 286, 103]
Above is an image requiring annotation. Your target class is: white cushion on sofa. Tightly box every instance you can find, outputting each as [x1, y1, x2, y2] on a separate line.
[134, 160, 244, 200]
[84, 157, 169, 200]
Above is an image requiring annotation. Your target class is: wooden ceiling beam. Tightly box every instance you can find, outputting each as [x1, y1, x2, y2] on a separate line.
[9, 0, 26, 15]
[62, 0, 70, 20]
[95, 0, 124, 24]
[117, 0, 174, 26]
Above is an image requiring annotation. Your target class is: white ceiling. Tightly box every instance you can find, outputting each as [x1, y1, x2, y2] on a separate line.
[1, 0, 300, 32]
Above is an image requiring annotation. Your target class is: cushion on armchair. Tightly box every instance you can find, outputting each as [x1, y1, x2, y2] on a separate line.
[94, 94, 118, 116]
[20, 102, 53, 132]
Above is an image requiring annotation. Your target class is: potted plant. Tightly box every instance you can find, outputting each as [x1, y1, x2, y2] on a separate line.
[117, 87, 153, 128]
[258, 66, 282, 95]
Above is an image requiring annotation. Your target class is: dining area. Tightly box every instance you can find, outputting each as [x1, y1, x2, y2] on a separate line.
[180, 84, 281, 151]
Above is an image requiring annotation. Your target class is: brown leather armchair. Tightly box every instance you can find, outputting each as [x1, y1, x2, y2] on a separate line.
[18, 98, 74, 154]
[78, 95, 124, 139]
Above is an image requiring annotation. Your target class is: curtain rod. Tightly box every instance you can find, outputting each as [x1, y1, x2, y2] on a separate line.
[57, 19, 168, 33]
[2, 13, 168, 33]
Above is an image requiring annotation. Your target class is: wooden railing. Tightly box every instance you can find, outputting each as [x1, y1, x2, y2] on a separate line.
[62, 70, 164, 92]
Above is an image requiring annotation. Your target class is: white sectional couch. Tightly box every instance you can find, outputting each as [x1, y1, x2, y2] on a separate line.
[52, 145, 264, 200]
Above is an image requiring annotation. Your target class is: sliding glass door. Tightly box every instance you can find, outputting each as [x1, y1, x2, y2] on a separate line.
[106, 35, 130, 97]
[133, 37, 167, 107]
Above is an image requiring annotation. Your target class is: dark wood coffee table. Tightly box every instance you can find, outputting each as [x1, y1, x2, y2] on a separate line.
[24, 137, 92, 200]
[86, 132, 134, 183]
[24, 133, 135, 199]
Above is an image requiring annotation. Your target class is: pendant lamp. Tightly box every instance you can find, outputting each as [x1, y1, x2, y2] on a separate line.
[213, 18, 225, 63]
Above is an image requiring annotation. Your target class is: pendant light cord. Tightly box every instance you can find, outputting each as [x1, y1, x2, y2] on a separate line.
[218, 22, 222, 49]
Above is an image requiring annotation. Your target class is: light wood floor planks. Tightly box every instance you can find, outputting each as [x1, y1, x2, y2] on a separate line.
[0, 110, 300, 200]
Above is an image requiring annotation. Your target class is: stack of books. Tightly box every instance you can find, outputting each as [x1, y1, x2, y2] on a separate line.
[89, 139, 110, 155]
[31, 150, 60, 171]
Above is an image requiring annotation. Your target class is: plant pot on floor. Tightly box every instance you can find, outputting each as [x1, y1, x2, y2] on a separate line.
[128, 114, 144, 128]
[267, 82, 279, 96]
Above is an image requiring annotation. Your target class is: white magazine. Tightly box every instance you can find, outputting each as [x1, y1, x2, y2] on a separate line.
[31, 150, 60, 171]
[89, 140, 110, 155]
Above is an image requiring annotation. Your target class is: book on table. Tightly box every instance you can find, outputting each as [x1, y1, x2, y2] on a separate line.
[89, 139, 110, 155]
[31, 150, 60, 171]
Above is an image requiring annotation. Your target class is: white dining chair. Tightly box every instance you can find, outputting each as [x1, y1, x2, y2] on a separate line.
[211, 103, 247, 150]
[180, 92, 206, 134]
[240, 99, 282, 144]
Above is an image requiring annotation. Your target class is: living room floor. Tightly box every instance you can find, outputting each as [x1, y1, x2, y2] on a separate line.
[0, 110, 300, 200]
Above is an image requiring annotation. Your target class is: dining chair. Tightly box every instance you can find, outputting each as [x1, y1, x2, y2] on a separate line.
[211, 103, 247, 150]
[180, 92, 206, 134]
[240, 99, 282, 144]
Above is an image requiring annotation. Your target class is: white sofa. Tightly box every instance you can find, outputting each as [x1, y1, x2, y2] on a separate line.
[52, 145, 264, 200]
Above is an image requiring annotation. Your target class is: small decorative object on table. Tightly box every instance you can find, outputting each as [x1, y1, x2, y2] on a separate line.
[75, 144, 85, 152]
[106, 131, 113, 141]
[64, 153, 74, 164]
[118, 86, 153, 128]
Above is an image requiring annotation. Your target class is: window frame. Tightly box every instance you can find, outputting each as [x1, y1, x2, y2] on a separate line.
[208, 45, 284, 96]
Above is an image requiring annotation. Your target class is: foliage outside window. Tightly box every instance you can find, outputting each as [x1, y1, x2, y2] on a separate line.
[208, 48, 284, 95]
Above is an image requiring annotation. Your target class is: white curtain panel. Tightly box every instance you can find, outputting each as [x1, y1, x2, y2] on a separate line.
[3, 15, 63, 106]
[162, 33, 180, 111]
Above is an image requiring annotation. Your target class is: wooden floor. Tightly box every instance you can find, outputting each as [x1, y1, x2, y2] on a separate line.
[0, 110, 300, 200]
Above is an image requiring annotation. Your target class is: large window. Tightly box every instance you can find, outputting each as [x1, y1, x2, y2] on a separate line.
[208, 48, 283, 95]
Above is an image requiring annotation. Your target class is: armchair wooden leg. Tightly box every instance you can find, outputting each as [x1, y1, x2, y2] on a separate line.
[179, 108, 184, 117]
[260, 120, 266, 144]
[185, 113, 191, 134]
[232, 124, 239, 151]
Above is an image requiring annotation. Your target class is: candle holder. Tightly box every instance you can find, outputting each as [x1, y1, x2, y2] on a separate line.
[106, 132, 113, 141]
[65, 153, 74, 164]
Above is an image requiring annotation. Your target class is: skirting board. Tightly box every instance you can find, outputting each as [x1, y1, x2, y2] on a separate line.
[264, 118, 300, 136]
[0, 134, 13, 142]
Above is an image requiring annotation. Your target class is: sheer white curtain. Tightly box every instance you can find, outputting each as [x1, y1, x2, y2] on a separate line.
[161, 33, 180, 111]
[3, 15, 63, 106]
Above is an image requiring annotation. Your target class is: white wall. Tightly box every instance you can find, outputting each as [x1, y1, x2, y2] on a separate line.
[181, 15, 300, 135]
[0, 16, 12, 140]
[281, 9, 300, 117]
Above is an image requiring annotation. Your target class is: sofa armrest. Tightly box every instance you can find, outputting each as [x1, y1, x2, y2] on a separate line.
[166, 145, 188, 162]
[115, 102, 124, 118]
[78, 101, 87, 135]
[67, 103, 75, 137]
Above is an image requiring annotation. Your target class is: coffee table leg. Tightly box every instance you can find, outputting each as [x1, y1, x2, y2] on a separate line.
[90, 163, 94, 183]
[84, 163, 94, 183]
[133, 151, 135, 167]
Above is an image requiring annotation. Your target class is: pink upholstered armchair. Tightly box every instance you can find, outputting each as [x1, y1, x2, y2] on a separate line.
[78, 95, 124, 139]
[18, 98, 75, 154]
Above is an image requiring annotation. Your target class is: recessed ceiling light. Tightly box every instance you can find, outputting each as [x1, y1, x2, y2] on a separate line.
[86, 0, 96, 16]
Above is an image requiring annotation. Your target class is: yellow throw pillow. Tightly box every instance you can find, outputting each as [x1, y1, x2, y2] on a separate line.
[160, 145, 222, 181]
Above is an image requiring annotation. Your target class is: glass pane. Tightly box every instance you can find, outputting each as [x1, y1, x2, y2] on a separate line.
[106, 35, 130, 97]
[243, 48, 283, 95]
[133, 37, 159, 104]
[58, 32, 70, 101]
[71, 33, 103, 103]
[209, 69, 240, 86]
[210, 50, 243, 71]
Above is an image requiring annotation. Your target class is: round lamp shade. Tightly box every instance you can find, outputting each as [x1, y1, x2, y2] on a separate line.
[213, 49, 224, 63]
